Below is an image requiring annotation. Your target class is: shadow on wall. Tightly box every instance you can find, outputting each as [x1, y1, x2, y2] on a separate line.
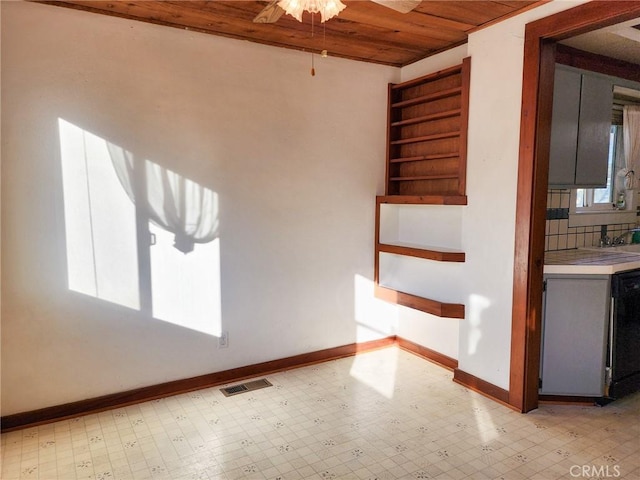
[58, 118, 222, 336]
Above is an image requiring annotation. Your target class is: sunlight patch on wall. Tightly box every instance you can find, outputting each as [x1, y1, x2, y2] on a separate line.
[354, 274, 398, 342]
[58, 118, 221, 336]
[59, 118, 140, 309]
[150, 225, 222, 336]
[467, 294, 491, 356]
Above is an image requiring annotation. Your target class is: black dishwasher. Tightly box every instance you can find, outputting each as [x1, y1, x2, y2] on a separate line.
[608, 269, 640, 399]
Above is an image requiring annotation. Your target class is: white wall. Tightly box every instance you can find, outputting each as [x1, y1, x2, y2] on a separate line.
[401, 44, 468, 83]
[1, 0, 594, 415]
[381, 203, 465, 360]
[0, 1, 399, 414]
[394, 0, 588, 388]
[460, 0, 589, 388]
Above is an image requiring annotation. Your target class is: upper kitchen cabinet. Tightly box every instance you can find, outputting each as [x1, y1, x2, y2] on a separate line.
[548, 66, 613, 188]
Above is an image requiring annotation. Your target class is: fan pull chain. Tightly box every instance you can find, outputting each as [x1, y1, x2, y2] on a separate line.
[322, 21, 327, 58]
[310, 13, 315, 76]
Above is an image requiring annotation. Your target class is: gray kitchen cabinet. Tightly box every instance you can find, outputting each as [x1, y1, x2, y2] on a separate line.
[548, 66, 613, 188]
[540, 274, 610, 396]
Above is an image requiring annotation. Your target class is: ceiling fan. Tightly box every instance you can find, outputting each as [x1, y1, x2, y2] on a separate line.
[253, 0, 422, 23]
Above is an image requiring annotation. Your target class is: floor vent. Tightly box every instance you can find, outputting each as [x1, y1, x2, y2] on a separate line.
[220, 378, 272, 397]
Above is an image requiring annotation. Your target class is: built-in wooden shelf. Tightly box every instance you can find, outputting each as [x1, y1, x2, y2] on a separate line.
[378, 242, 465, 262]
[373, 59, 470, 320]
[386, 58, 470, 197]
[389, 174, 459, 182]
[389, 153, 459, 164]
[376, 194, 468, 205]
[391, 87, 462, 109]
[391, 109, 461, 127]
[374, 196, 467, 318]
[390, 131, 460, 146]
[374, 285, 465, 319]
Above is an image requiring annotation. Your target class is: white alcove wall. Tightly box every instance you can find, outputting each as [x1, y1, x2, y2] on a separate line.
[378, 203, 466, 360]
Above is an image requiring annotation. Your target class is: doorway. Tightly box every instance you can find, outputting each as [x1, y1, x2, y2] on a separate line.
[510, 1, 640, 413]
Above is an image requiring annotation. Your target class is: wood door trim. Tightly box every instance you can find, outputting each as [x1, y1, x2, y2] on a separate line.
[556, 44, 640, 83]
[510, 1, 640, 413]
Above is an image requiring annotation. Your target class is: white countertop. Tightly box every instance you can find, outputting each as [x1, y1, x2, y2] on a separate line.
[544, 248, 640, 275]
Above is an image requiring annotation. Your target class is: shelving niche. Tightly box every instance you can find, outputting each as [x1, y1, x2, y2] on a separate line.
[386, 58, 470, 198]
[374, 58, 471, 319]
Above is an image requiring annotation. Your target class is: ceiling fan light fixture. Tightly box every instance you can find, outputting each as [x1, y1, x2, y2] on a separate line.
[277, 0, 346, 22]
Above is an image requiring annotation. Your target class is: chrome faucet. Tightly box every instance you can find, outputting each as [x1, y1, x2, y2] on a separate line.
[612, 227, 640, 245]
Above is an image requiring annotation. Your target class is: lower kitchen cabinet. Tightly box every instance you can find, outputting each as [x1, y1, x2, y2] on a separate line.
[540, 274, 610, 396]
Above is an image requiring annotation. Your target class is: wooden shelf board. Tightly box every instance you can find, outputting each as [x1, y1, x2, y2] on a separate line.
[391, 87, 462, 109]
[389, 153, 459, 164]
[390, 131, 460, 146]
[391, 109, 461, 127]
[389, 174, 459, 182]
[377, 195, 468, 205]
[390, 64, 463, 90]
[378, 242, 465, 262]
[374, 285, 465, 319]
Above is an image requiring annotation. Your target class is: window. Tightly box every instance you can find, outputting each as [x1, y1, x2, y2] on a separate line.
[569, 122, 637, 228]
[575, 125, 618, 211]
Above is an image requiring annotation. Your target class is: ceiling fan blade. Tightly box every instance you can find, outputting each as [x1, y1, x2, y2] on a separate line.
[371, 0, 421, 14]
[253, 1, 285, 23]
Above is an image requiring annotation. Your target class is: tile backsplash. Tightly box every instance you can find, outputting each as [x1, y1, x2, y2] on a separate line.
[545, 189, 638, 252]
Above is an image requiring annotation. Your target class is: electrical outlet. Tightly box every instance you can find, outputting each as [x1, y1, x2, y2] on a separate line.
[218, 331, 229, 349]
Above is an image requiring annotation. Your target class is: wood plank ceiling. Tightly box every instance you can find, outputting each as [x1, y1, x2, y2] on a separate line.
[38, 0, 543, 66]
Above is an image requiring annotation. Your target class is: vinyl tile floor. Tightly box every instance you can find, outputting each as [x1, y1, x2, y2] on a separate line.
[2, 347, 639, 480]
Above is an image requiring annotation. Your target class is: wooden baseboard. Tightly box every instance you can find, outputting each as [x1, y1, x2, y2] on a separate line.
[3, 337, 515, 432]
[538, 395, 599, 406]
[453, 368, 512, 407]
[396, 336, 458, 371]
[1, 336, 396, 433]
